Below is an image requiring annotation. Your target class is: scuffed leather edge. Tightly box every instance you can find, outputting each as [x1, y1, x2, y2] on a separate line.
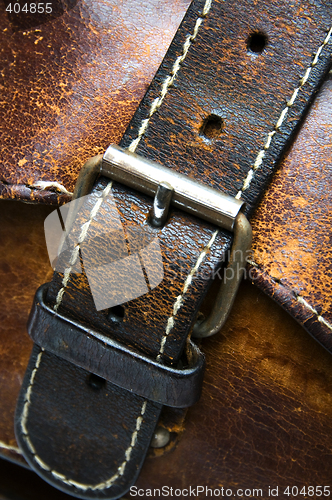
[248, 264, 332, 353]
[0, 444, 26, 467]
[0, 181, 70, 205]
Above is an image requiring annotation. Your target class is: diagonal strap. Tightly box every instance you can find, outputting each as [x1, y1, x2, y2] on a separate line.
[15, 0, 332, 498]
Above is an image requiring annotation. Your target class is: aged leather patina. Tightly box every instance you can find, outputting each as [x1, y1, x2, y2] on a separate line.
[250, 73, 332, 353]
[0, 0, 332, 497]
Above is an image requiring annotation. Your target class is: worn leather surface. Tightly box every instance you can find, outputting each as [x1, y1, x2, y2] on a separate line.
[0, 0, 189, 467]
[16, 182, 229, 497]
[0, 201, 53, 466]
[14, 0, 332, 498]
[249, 72, 332, 353]
[0, 457, 72, 500]
[136, 280, 332, 496]
[0, 0, 190, 203]
[1, 199, 332, 495]
[0, 0, 332, 498]
[2, 209, 332, 496]
[1, 0, 331, 353]
[0, 0, 331, 349]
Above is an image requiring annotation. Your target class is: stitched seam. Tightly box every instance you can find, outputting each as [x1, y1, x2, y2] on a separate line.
[21, 226, 218, 489]
[19, 16, 332, 491]
[21, 229, 219, 488]
[0, 441, 22, 454]
[20, 0, 214, 489]
[128, 0, 213, 153]
[20, 349, 148, 491]
[235, 26, 332, 200]
[156, 229, 219, 361]
[53, 181, 113, 311]
[248, 259, 332, 332]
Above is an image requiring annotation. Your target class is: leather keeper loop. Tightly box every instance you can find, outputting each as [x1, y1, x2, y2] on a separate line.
[28, 283, 205, 408]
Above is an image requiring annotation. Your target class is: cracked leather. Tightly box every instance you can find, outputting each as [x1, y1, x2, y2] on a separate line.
[0, 0, 331, 352]
[13, 0, 332, 498]
[0, 0, 190, 203]
[250, 72, 332, 352]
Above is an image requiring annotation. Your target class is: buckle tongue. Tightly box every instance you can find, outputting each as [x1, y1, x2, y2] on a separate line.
[72, 145, 252, 338]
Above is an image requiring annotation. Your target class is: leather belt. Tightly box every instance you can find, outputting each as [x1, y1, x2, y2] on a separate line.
[15, 0, 332, 498]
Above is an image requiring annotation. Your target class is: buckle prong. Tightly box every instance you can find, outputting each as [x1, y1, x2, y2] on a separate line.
[71, 146, 252, 339]
[150, 181, 174, 227]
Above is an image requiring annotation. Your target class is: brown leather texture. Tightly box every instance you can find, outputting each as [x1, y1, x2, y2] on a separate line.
[0, 201, 53, 465]
[0, 0, 330, 496]
[249, 72, 332, 353]
[28, 285, 206, 408]
[16, 183, 230, 498]
[136, 280, 332, 496]
[13, 0, 332, 497]
[1, 202, 332, 496]
[0, 0, 190, 468]
[1, 0, 331, 352]
[0, 0, 190, 203]
[118, 0, 332, 355]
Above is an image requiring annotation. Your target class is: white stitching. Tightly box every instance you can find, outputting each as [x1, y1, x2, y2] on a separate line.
[296, 296, 332, 332]
[21, 350, 44, 438]
[0, 180, 73, 196]
[0, 440, 22, 454]
[128, 0, 213, 153]
[29, 181, 73, 196]
[248, 260, 332, 333]
[156, 229, 219, 361]
[20, 350, 147, 491]
[235, 26, 332, 200]
[21, 224, 218, 489]
[54, 181, 113, 311]
[20, 0, 214, 490]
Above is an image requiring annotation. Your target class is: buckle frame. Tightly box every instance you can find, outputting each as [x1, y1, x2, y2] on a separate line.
[71, 145, 252, 338]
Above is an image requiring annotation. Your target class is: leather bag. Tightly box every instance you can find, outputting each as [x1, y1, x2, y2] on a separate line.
[0, 0, 332, 498]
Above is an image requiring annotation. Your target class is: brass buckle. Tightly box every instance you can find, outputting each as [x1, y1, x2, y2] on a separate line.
[71, 145, 252, 338]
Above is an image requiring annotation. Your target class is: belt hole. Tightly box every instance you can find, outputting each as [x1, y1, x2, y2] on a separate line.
[107, 305, 125, 323]
[200, 114, 224, 140]
[87, 373, 106, 391]
[247, 31, 267, 54]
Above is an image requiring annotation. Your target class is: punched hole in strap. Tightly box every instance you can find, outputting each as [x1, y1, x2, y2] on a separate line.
[247, 31, 268, 54]
[200, 114, 224, 140]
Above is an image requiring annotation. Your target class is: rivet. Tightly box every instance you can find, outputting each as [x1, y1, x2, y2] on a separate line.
[150, 426, 171, 448]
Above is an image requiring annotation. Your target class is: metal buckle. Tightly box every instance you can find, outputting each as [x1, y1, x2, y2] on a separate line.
[71, 145, 252, 338]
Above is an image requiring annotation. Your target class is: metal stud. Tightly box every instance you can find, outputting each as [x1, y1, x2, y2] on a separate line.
[150, 426, 171, 448]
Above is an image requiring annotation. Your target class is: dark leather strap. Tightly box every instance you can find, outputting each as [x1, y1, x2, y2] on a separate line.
[28, 283, 206, 408]
[15, 0, 332, 498]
